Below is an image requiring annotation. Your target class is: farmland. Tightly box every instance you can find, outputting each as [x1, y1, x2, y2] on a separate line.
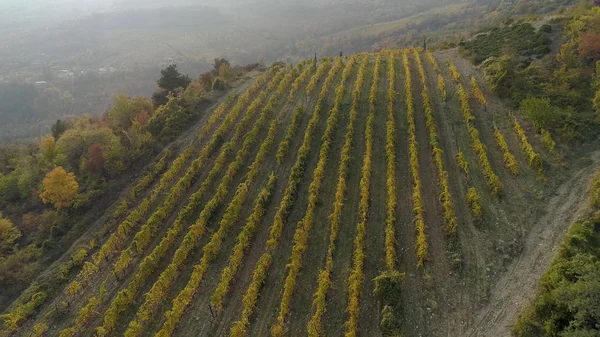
[2, 48, 588, 337]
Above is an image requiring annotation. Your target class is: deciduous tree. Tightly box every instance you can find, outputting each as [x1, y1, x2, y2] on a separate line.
[105, 94, 153, 131]
[199, 72, 215, 90]
[85, 144, 105, 174]
[39, 167, 79, 209]
[219, 63, 234, 83]
[40, 135, 57, 161]
[0, 213, 20, 252]
[579, 31, 600, 63]
[212, 58, 230, 75]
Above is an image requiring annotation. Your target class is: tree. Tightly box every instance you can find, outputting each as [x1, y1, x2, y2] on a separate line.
[183, 82, 210, 109]
[54, 118, 122, 172]
[152, 88, 169, 107]
[105, 94, 153, 131]
[40, 167, 79, 209]
[199, 72, 215, 91]
[51, 119, 70, 139]
[157, 64, 191, 93]
[147, 95, 193, 141]
[40, 135, 57, 161]
[212, 58, 230, 75]
[578, 31, 600, 63]
[85, 144, 105, 174]
[0, 213, 20, 252]
[520, 97, 571, 131]
[219, 63, 234, 83]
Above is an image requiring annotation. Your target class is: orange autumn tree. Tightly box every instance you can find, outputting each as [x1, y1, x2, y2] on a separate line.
[40, 167, 79, 209]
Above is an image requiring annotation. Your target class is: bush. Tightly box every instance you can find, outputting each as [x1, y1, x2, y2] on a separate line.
[520, 97, 571, 131]
[590, 169, 600, 209]
[460, 22, 552, 64]
[513, 218, 600, 337]
[212, 77, 227, 91]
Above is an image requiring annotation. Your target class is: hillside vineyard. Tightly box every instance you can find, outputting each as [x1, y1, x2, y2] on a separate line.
[9, 49, 545, 337]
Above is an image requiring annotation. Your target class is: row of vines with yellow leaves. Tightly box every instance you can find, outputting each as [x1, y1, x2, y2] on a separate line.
[344, 52, 382, 337]
[271, 56, 357, 337]
[384, 51, 399, 269]
[88, 69, 289, 337]
[455, 76, 503, 196]
[416, 50, 458, 234]
[229, 58, 343, 337]
[129, 84, 291, 337]
[14, 67, 278, 337]
[403, 50, 428, 266]
[306, 54, 368, 337]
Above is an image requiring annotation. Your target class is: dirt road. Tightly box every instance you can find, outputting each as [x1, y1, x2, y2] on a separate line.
[466, 151, 600, 337]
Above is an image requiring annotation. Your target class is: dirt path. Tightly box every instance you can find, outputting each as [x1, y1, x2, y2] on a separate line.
[466, 151, 600, 337]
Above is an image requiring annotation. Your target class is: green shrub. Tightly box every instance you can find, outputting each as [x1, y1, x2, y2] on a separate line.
[513, 218, 600, 337]
[590, 169, 600, 209]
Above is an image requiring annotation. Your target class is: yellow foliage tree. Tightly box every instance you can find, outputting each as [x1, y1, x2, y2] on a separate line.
[39, 135, 57, 161]
[39, 167, 79, 209]
[0, 213, 21, 251]
[219, 63, 234, 83]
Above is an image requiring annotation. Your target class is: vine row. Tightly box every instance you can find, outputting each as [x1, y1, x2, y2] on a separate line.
[151, 72, 299, 337]
[93, 69, 291, 336]
[457, 82, 503, 195]
[344, 51, 381, 337]
[494, 128, 519, 175]
[7, 68, 274, 336]
[306, 54, 368, 337]
[416, 50, 458, 233]
[514, 118, 543, 170]
[271, 56, 356, 337]
[403, 50, 428, 265]
[276, 105, 304, 166]
[229, 58, 343, 337]
[385, 51, 399, 269]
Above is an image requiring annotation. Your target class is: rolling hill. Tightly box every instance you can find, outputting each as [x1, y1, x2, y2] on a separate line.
[2, 47, 597, 337]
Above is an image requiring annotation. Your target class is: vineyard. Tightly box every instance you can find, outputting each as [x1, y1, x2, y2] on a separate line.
[4, 49, 558, 337]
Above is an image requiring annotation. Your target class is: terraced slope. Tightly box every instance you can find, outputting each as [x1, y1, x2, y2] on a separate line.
[4, 49, 565, 337]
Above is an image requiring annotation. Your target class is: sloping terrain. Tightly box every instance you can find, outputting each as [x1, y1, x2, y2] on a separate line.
[3, 48, 585, 337]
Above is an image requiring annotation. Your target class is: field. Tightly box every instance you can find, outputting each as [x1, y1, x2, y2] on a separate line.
[3, 48, 597, 337]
